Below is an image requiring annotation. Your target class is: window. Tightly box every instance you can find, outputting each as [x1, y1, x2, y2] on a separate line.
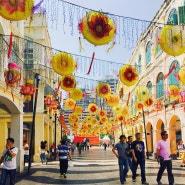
[24, 37, 33, 69]
[146, 42, 151, 65]
[138, 55, 142, 74]
[156, 72, 164, 99]
[167, 8, 178, 25]
[156, 44, 161, 55]
[9, 41, 19, 65]
[131, 95, 136, 116]
[178, 6, 185, 24]
[147, 81, 152, 93]
[168, 60, 180, 87]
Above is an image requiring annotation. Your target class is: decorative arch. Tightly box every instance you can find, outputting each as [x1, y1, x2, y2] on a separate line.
[146, 42, 151, 65]
[146, 122, 153, 153]
[147, 81, 152, 93]
[156, 72, 164, 98]
[156, 119, 165, 144]
[168, 60, 180, 87]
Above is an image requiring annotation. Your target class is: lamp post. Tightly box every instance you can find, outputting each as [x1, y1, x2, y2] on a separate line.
[54, 112, 57, 161]
[120, 122, 123, 135]
[28, 73, 41, 174]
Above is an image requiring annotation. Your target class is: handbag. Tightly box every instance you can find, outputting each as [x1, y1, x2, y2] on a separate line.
[68, 160, 74, 167]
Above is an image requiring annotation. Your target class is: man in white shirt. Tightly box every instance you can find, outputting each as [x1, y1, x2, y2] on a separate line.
[23, 140, 29, 166]
[0, 138, 18, 185]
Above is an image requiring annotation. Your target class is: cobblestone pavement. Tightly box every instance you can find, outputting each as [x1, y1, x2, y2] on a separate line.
[1, 146, 185, 185]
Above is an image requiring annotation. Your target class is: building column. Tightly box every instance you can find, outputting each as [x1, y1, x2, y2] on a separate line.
[11, 113, 24, 172]
[152, 129, 157, 159]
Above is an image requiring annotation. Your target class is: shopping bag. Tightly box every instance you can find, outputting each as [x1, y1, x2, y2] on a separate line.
[68, 160, 74, 167]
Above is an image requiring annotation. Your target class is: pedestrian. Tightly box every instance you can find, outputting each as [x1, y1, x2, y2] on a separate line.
[0, 138, 18, 185]
[23, 140, 29, 166]
[103, 142, 107, 151]
[40, 141, 47, 164]
[86, 141, 90, 150]
[131, 132, 149, 185]
[126, 136, 133, 174]
[156, 130, 174, 185]
[56, 139, 72, 178]
[50, 142, 55, 160]
[112, 135, 129, 185]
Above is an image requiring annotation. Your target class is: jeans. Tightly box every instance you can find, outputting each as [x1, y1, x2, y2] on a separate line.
[118, 157, 129, 184]
[0, 168, 16, 185]
[40, 153, 47, 163]
[59, 159, 68, 174]
[128, 157, 133, 173]
[157, 160, 174, 184]
[132, 158, 146, 183]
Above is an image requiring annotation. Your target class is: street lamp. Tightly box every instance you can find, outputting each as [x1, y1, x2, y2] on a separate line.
[120, 122, 123, 135]
[28, 73, 41, 174]
[54, 112, 57, 161]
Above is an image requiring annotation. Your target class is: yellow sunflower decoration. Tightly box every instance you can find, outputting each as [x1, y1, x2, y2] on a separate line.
[135, 101, 143, 111]
[99, 117, 108, 125]
[88, 103, 98, 114]
[119, 65, 138, 86]
[96, 82, 111, 98]
[121, 107, 129, 117]
[158, 25, 185, 56]
[60, 75, 76, 91]
[106, 94, 119, 107]
[70, 88, 83, 101]
[0, 0, 34, 21]
[109, 117, 115, 124]
[137, 86, 150, 101]
[78, 11, 115, 46]
[68, 114, 79, 123]
[179, 66, 185, 84]
[92, 117, 98, 125]
[169, 85, 179, 99]
[64, 98, 76, 110]
[118, 115, 124, 122]
[52, 52, 76, 76]
[112, 106, 122, 115]
[144, 97, 154, 107]
[98, 110, 107, 118]
[73, 105, 83, 115]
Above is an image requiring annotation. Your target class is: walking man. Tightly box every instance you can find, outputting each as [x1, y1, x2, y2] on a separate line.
[156, 130, 174, 185]
[56, 139, 72, 178]
[126, 135, 133, 174]
[131, 132, 149, 185]
[112, 135, 129, 185]
[0, 138, 18, 185]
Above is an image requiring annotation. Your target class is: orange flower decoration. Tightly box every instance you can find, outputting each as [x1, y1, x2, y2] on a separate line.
[144, 97, 153, 107]
[88, 103, 98, 114]
[70, 88, 83, 101]
[64, 98, 76, 110]
[73, 106, 83, 115]
[106, 94, 119, 107]
[91, 117, 98, 124]
[98, 110, 106, 118]
[96, 82, 111, 98]
[68, 114, 79, 123]
[60, 75, 76, 91]
[118, 115, 124, 121]
[135, 101, 143, 111]
[99, 117, 108, 125]
[169, 85, 179, 99]
[119, 65, 138, 86]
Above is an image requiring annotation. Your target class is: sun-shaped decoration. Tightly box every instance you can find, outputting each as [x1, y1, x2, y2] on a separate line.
[68, 114, 79, 123]
[64, 98, 76, 110]
[106, 94, 119, 107]
[169, 85, 179, 99]
[96, 82, 111, 98]
[144, 97, 154, 107]
[0, 0, 34, 21]
[88, 103, 98, 114]
[73, 105, 83, 115]
[70, 87, 83, 101]
[60, 75, 76, 91]
[98, 109, 107, 118]
[137, 86, 150, 101]
[179, 66, 185, 84]
[78, 11, 115, 46]
[135, 101, 143, 111]
[158, 25, 185, 56]
[52, 52, 76, 76]
[119, 65, 138, 86]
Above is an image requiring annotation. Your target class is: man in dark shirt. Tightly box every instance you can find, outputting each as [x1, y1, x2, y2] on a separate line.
[112, 135, 129, 185]
[131, 132, 149, 185]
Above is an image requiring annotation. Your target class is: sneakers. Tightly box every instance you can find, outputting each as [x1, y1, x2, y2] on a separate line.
[142, 182, 149, 185]
[157, 181, 163, 185]
[60, 173, 67, 178]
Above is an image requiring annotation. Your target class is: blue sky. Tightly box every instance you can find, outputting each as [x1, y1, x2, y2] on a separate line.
[48, 0, 164, 63]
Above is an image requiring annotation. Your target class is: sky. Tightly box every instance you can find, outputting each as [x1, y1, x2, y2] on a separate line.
[47, 0, 164, 63]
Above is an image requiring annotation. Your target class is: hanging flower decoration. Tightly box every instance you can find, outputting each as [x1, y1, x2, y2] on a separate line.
[135, 101, 143, 111]
[70, 88, 83, 101]
[112, 106, 122, 115]
[121, 107, 129, 117]
[106, 94, 119, 107]
[158, 25, 185, 56]
[144, 97, 154, 107]
[96, 82, 111, 98]
[91, 117, 98, 125]
[0, 0, 34, 21]
[99, 117, 108, 125]
[60, 75, 76, 91]
[169, 85, 179, 99]
[118, 115, 124, 122]
[44, 95, 53, 106]
[109, 117, 115, 124]
[64, 98, 76, 110]
[137, 86, 150, 101]
[73, 105, 83, 115]
[52, 52, 76, 76]
[68, 114, 79, 123]
[78, 11, 115, 46]
[20, 78, 35, 102]
[88, 103, 98, 114]
[119, 65, 138, 86]
[179, 66, 185, 84]
[84, 115, 93, 122]
[98, 109, 106, 118]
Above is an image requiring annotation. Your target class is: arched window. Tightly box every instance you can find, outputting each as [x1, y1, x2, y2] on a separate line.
[167, 8, 178, 25]
[146, 42, 151, 65]
[138, 55, 142, 74]
[156, 72, 164, 99]
[24, 37, 33, 69]
[168, 60, 180, 87]
[147, 81, 152, 93]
